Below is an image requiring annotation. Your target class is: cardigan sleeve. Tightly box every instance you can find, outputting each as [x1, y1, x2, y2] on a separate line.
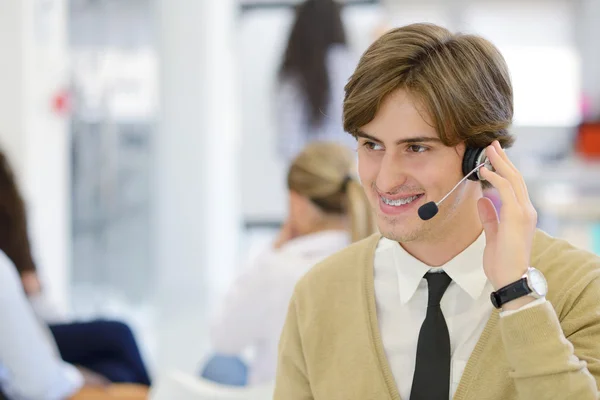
[273, 293, 314, 400]
[499, 276, 600, 399]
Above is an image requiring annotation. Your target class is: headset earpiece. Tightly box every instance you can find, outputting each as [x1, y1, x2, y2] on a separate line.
[462, 147, 492, 181]
[462, 148, 482, 181]
[475, 148, 493, 180]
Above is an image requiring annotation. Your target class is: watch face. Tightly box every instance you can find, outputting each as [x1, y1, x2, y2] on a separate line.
[528, 268, 548, 296]
[490, 292, 501, 309]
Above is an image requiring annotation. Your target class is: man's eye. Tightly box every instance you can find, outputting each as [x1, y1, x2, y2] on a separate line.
[408, 145, 428, 153]
[364, 141, 383, 151]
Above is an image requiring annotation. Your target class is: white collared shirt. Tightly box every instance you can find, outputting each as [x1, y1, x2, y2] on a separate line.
[0, 251, 83, 400]
[210, 230, 350, 385]
[373, 232, 545, 399]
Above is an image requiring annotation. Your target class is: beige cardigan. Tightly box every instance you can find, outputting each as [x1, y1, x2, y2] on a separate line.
[274, 229, 600, 399]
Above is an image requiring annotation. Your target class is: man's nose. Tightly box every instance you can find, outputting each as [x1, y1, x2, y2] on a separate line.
[375, 153, 409, 194]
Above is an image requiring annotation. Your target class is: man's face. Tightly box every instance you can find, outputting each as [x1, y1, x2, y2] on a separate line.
[356, 89, 474, 243]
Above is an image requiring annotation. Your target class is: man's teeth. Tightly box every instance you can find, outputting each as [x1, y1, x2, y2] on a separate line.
[382, 195, 421, 206]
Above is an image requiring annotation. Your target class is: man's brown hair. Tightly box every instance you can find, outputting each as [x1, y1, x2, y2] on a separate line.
[343, 23, 515, 151]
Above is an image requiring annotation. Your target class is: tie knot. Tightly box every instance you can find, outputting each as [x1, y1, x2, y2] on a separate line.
[425, 271, 452, 306]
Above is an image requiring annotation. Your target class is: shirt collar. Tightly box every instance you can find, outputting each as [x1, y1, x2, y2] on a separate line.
[382, 231, 488, 304]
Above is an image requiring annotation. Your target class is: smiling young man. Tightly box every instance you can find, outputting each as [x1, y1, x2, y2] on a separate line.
[273, 23, 600, 400]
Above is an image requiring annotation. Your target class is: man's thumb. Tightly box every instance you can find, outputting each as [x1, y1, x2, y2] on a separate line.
[478, 197, 499, 242]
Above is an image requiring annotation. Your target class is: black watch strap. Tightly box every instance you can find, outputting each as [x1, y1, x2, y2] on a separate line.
[490, 278, 532, 309]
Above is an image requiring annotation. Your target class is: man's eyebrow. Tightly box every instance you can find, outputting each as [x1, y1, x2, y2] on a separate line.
[355, 130, 442, 145]
[354, 130, 382, 143]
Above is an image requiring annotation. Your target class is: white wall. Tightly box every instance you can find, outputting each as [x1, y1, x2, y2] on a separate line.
[154, 0, 241, 303]
[0, 0, 71, 314]
[152, 0, 242, 372]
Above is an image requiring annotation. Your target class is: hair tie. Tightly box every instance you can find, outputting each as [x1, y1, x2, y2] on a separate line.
[341, 175, 353, 192]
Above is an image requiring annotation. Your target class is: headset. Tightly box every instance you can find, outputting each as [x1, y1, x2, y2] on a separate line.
[418, 147, 494, 220]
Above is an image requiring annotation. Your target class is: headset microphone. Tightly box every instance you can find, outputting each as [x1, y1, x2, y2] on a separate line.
[418, 148, 492, 221]
[417, 201, 440, 221]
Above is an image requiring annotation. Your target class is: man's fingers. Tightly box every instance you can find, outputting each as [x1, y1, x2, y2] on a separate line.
[485, 144, 528, 204]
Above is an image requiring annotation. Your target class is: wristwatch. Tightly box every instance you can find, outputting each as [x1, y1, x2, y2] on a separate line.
[490, 267, 548, 309]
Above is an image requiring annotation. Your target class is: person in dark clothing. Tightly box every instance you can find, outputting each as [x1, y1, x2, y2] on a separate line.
[48, 321, 151, 385]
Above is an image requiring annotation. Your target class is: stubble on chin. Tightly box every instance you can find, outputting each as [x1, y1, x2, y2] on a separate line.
[376, 214, 429, 243]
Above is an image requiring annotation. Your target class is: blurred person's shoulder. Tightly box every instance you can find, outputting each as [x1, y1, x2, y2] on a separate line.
[292, 233, 381, 305]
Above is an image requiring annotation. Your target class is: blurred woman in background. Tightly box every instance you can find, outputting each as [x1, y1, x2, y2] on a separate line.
[275, 0, 357, 162]
[0, 148, 151, 389]
[205, 142, 376, 386]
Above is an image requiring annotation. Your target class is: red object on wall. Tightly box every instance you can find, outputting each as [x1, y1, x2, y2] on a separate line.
[51, 89, 71, 115]
[576, 121, 600, 158]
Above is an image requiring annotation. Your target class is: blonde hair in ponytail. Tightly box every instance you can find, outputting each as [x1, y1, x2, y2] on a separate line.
[287, 142, 376, 242]
[344, 179, 376, 242]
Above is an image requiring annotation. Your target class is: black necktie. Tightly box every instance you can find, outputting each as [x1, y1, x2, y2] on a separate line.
[410, 271, 453, 400]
